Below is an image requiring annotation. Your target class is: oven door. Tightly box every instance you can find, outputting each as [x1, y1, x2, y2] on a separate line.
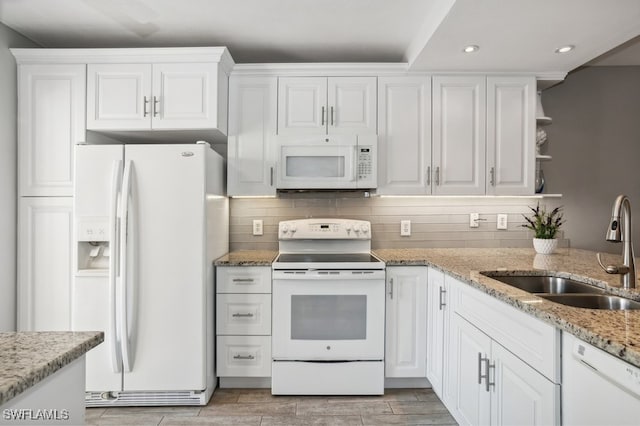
[272, 270, 385, 361]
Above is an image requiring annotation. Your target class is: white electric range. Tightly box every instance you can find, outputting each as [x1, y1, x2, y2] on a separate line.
[271, 218, 385, 395]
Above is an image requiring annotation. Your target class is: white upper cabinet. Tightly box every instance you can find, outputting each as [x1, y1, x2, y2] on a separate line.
[18, 64, 86, 196]
[486, 76, 536, 195]
[278, 76, 376, 135]
[227, 76, 278, 196]
[377, 76, 432, 195]
[87, 62, 228, 132]
[432, 75, 487, 195]
[87, 64, 151, 130]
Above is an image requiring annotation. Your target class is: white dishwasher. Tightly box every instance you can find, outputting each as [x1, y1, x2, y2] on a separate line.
[563, 333, 640, 426]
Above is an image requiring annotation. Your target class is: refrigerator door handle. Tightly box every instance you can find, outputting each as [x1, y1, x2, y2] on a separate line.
[109, 160, 123, 373]
[119, 160, 136, 373]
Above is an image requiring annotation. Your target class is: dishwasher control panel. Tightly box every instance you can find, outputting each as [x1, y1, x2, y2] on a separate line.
[574, 339, 640, 397]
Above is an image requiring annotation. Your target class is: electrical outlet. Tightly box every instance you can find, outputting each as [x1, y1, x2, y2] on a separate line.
[252, 219, 263, 236]
[469, 213, 480, 228]
[497, 214, 508, 230]
[400, 220, 411, 236]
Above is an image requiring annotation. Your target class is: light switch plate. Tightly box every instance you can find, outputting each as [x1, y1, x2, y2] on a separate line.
[497, 214, 508, 230]
[400, 220, 411, 236]
[253, 219, 264, 236]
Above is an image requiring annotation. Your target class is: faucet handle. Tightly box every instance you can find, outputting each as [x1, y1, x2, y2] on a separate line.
[596, 253, 630, 274]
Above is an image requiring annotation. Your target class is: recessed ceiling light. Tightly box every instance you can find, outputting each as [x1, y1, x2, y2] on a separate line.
[555, 45, 575, 54]
[463, 45, 479, 53]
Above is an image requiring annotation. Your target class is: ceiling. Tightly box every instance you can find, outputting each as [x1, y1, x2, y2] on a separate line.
[1, 0, 640, 74]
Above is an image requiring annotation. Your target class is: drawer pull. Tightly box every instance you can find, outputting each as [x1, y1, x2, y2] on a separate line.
[233, 354, 255, 360]
[232, 313, 254, 318]
[232, 278, 255, 283]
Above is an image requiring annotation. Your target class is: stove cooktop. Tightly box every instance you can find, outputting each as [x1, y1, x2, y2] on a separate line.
[275, 253, 380, 263]
[272, 252, 385, 270]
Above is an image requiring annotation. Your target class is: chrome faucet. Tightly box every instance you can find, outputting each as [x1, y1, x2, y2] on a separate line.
[597, 195, 636, 289]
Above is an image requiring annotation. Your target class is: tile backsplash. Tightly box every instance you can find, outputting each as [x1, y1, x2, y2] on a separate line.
[229, 194, 566, 251]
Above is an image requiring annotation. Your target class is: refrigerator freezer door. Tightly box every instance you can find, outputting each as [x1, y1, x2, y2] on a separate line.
[73, 144, 124, 392]
[122, 144, 207, 391]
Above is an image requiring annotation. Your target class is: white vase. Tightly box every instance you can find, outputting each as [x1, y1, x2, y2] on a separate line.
[533, 238, 558, 255]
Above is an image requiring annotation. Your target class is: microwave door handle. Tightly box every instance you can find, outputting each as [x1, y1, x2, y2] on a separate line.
[352, 146, 358, 182]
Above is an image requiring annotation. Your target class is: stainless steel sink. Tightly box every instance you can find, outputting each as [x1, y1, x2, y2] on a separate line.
[538, 294, 640, 310]
[481, 274, 605, 294]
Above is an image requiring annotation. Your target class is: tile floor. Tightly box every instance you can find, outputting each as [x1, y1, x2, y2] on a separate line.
[86, 388, 458, 425]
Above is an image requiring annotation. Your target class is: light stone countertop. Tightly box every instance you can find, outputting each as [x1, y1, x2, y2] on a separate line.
[214, 250, 278, 266]
[0, 331, 103, 406]
[373, 247, 640, 368]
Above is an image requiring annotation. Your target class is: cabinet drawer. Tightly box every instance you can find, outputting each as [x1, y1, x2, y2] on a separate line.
[217, 336, 271, 377]
[217, 266, 272, 293]
[217, 294, 271, 335]
[451, 277, 560, 383]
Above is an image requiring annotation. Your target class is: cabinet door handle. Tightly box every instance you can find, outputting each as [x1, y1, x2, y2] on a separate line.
[490, 167, 496, 186]
[435, 167, 440, 186]
[487, 359, 496, 392]
[232, 278, 255, 283]
[388, 278, 394, 299]
[330, 106, 334, 126]
[321, 106, 325, 126]
[270, 166, 274, 186]
[232, 312, 254, 318]
[143, 96, 150, 117]
[233, 354, 255, 360]
[438, 286, 446, 310]
[153, 96, 159, 117]
[478, 353, 489, 386]
[426, 166, 431, 186]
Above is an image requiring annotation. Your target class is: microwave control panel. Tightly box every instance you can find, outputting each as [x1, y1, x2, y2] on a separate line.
[357, 147, 373, 181]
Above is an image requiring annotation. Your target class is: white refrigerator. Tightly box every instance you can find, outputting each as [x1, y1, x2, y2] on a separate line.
[72, 142, 228, 406]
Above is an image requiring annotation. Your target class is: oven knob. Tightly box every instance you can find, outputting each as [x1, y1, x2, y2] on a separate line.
[345, 224, 352, 234]
[359, 224, 369, 234]
[281, 224, 289, 235]
[290, 224, 297, 234]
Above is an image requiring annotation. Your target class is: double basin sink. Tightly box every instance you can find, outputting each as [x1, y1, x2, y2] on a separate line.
[481, 273, 640, 310]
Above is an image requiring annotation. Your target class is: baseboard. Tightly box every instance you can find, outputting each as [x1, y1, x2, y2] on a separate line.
[219, 377, 271, 388]
[384, 377, 431, 388]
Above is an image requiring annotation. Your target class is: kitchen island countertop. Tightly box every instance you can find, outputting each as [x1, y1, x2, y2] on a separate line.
[374, 247, 640, 368]
[0, 331, 103, 406]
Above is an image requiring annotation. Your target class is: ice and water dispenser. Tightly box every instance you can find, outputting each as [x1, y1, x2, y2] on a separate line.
[76, 217, 110, 272]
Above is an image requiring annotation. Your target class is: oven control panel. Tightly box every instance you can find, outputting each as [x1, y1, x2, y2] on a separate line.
[279, 218, 371, 240]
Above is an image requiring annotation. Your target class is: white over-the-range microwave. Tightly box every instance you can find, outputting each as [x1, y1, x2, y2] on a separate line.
[275, 135, 377, 190]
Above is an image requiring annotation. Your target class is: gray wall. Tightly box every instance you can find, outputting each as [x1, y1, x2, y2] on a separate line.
[0, 24, 38, 331]
[543, 66, 640, 253]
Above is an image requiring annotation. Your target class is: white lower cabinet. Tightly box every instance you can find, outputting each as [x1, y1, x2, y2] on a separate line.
[216, 266, 272, 380]
[17, 197, 73, 331]
[448, 313, 558, 426]
[426, 267, 449, 397]
[385, 266, 428, 378]
[217, 336, 271, 377]
[217, 294, 271, 336]
[444, 276, 560, 426]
